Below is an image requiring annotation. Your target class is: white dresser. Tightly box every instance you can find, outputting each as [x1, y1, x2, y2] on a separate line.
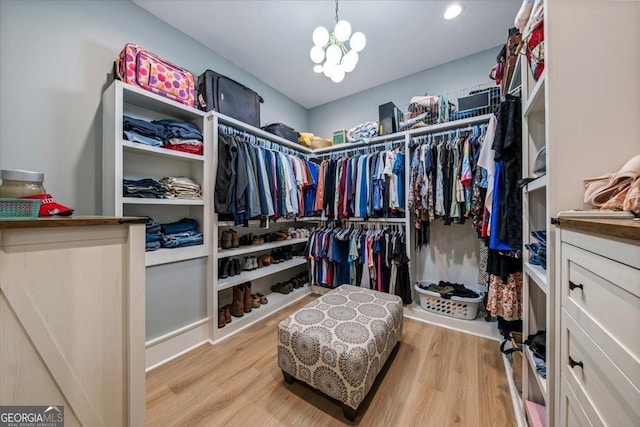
[0, 217, 146, 426]
[555, 218, 640, 427]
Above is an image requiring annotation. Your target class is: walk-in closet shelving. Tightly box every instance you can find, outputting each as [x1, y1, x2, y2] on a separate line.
[210, 112, 315, 339]
[400, 114, 502, 341]
[103, 80, 212, 369]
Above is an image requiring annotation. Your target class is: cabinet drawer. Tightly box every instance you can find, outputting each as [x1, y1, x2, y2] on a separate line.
[561, 242, 640, 376]
[560, 374, 601, 427]
[561, 310, 640, 427]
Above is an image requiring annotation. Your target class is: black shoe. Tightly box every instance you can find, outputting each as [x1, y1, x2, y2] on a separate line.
[233, 259, 241, 276]
[227, 258, 236, 277]
[219, 258, 229, 279]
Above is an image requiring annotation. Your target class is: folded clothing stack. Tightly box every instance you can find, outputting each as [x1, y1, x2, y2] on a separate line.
[123, 116, 203, 155]
[159, 176, 201, 199]
[525, 230, 547, 270]
[584, 154, 640, 215]
[145, 217, 163, 251]
[123, 178, 165, 198]
[160, 218, 202, 249]
[347, 121, 378, 144]
[144, 217, 203, 251]
[417, 281, 480, 299]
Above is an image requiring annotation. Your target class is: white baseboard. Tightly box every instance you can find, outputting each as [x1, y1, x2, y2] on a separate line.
[403, 303, 502, 341]
[145, 318, 210, 371]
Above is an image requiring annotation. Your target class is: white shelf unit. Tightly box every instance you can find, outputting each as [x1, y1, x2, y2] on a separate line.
[217, 257, 307, 290]
[519, 2, 640, 426]
[103, 80, 212, 369]
[218, 238, 308, 259]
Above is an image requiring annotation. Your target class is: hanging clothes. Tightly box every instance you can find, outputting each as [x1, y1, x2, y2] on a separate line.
[304, 224, 412, 305]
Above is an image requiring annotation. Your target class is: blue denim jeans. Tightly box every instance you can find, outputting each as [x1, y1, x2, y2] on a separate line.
[160, 218, 199, 235]
[161, 231, 203, 248]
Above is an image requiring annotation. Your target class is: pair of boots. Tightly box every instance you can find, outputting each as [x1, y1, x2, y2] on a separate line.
[231, 282, 253, 317]
[221, 229, 239, 249]
[219, 258, 240, 279]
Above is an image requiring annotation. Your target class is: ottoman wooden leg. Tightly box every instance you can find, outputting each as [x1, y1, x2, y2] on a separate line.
[282, 370, 295, 384]
[342, 404, 357, 421]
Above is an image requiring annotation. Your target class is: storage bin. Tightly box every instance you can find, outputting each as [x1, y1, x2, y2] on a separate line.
[414, 282, 484, 320]
[0, 198, 41, 220]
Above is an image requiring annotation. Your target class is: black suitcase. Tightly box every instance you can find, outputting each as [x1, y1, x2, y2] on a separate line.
[197, 70, 263, 127]
[262, 123, 299, 143]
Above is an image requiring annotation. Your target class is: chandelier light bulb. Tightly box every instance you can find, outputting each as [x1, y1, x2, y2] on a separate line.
[334, 20, 352, 42]
[341, 50, 358, 73]
[323, 62, 335, 78]
[326, 44, 343, 64]
[350, 32, 366, 52]
[331, 65, 346, 83]
[310, 46, 325, 63]
[313, 64, 324, 73]
[312, 26, 330, 46]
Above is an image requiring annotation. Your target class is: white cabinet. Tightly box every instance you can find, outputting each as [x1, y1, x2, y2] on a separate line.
[556, 219, 640, 427]
[0, 218, 146, 426]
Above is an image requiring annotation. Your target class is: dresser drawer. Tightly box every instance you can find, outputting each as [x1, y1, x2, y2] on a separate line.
[561, 310, 640, 427]
[560, 242, 640, 376]
[560, 374, 601, 427]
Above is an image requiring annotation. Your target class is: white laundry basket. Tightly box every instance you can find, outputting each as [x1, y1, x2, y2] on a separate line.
[414, 283, 484, 320]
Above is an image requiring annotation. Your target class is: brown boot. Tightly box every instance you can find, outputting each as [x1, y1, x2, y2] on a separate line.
[244, 282, 252, 313]
[231, 285, 245, 317]
[223, 305, 232, 324]
[218, 308, 227, 328]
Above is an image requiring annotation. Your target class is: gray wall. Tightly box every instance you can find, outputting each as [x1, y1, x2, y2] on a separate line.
[307, 47, 499, 138]
[0, 0, 307, 215]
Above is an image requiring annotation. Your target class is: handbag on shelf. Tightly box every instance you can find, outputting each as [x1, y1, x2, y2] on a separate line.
[115, 43, 196, 108]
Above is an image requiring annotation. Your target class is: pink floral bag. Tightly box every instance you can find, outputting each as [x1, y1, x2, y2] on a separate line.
[115, 43, 195, 108]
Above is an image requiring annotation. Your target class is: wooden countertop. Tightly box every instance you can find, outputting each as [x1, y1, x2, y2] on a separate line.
[557, 217, 640, 241]
[0, 216, 147, 229]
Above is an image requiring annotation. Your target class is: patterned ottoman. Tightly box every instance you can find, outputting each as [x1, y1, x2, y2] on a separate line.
[277, 285, 403, 420]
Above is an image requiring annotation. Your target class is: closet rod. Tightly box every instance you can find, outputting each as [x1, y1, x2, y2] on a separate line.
[410, 123, 487, 146]
[218, 123, 310, 159]
[319, 139, 405, 159]
[341, 217, 406, 224]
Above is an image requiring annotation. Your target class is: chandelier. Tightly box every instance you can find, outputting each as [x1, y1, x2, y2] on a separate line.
[309, 0, 366, 83]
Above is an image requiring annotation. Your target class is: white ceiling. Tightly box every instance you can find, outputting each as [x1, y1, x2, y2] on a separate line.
[133, 0, 520, 109]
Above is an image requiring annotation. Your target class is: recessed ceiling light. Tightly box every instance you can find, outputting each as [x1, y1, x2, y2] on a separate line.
[444, 3, 464, 20]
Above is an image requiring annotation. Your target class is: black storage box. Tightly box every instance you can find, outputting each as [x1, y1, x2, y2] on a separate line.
[197, 70, 263, 127]
[262, 123, 299, 143]
[378, 102, 401, 135]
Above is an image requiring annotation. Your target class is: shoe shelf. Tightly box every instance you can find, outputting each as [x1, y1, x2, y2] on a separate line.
[217, 217, 320, 227]
[145, 245, 208, 267]
[122, 140, 205, 162]
[524, 262, 548, 295]
[214, 285, 311, 342]
[123, 197, 204, 206]
[217, 257, 307, 290]
[218, 238, 308, 259]
[524, 346, 547, 399]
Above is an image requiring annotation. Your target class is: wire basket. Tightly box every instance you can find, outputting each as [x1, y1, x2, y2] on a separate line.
[0, 198, 41, 220]
[414, 283, 484, 320]
[399, 82, 500, 131]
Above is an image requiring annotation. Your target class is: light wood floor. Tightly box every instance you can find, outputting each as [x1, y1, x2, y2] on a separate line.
[146, 296, 516, 427]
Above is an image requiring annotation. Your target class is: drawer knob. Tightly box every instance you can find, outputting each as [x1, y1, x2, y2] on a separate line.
[569, 356, 584, 369]
[569, 281, 584, 291]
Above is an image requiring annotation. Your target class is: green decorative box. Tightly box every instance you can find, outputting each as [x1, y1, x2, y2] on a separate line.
[332, 129, 347, 145]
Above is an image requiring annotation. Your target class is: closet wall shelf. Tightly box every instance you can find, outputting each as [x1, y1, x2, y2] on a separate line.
[145, 245, 207, 267]
[217, 257, 307, 290]
[218, 238, 308, 259]
[122, 140, 204, 162]
[214, 286, 311, 342]
[523, 72, 546, 116]
[123, 198, 204, 206]
[524, 346, 548, 399]
[120, 80, 207, 121]
[524, 175, 548, 193]
[524, 262, 548, 294]
[216, 113, 314, 154]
